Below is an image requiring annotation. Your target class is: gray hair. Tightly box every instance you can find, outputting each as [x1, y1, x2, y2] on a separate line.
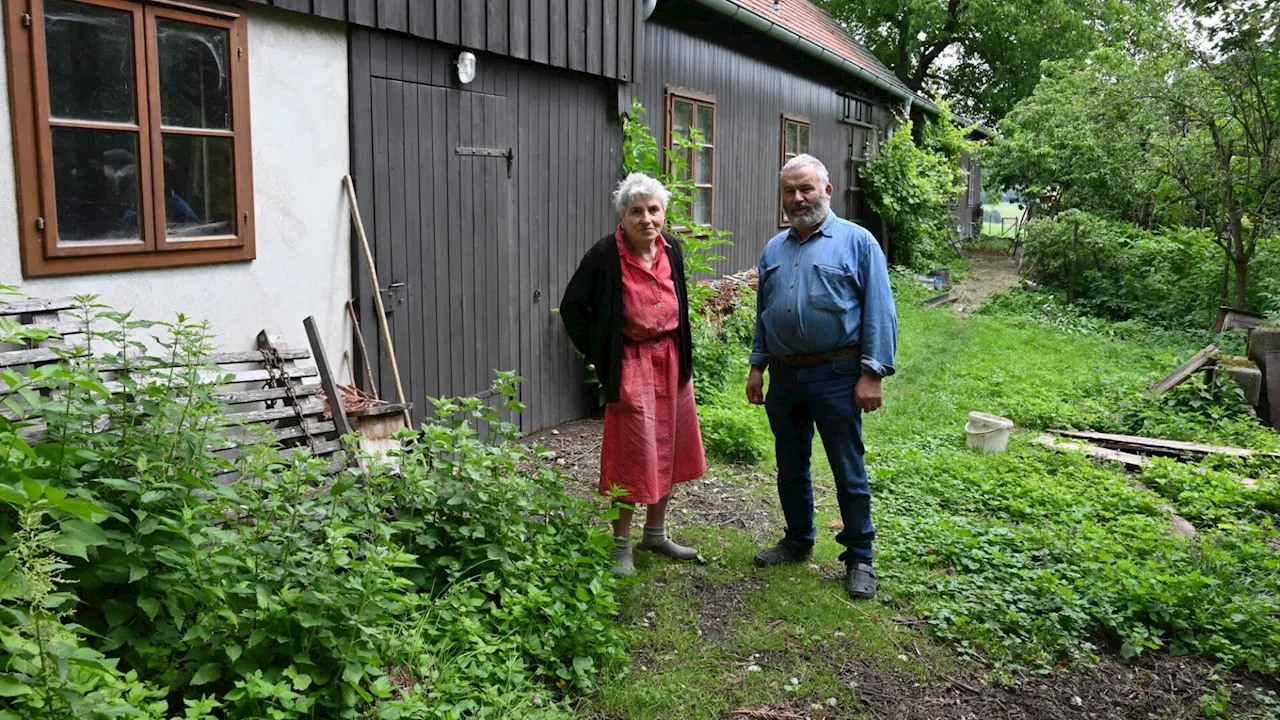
[612, 172, 671, 215]
[780, 153, 830, 188]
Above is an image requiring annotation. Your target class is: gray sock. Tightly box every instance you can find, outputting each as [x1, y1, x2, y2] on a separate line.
[611, 536, 634, 576]
[637, 524, 700, 561]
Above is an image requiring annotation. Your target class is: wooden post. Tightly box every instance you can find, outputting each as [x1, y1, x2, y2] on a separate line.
[303, 316, 353, 438]
[343, 175, 413, 428]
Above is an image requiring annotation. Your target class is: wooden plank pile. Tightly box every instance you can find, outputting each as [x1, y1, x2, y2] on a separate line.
[1, 296, 353, 481]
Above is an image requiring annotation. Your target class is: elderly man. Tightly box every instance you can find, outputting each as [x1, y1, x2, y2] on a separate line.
[745, 154, 897, 599]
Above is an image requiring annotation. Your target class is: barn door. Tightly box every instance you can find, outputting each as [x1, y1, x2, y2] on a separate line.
[358, 77, 514, 426]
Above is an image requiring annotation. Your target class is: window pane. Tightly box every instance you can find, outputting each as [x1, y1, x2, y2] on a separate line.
[785, 123, 797, 155]
[694, 148, 712, 185]
[162, 134, 235, 238]
[672, 100, 692, 136]
[799, 125, 810, 152]
[45, 0, 135, 123]
[696, 105, 714, 143]
[51, 127, 141, 242]
[696, 188, 716, 224]
[157, 18, 231, 130]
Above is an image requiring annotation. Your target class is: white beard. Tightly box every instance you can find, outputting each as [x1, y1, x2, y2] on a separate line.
[784, 196, 830, 229]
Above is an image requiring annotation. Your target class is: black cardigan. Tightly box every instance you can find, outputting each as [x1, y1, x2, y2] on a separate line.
[560, 232, 694, 404]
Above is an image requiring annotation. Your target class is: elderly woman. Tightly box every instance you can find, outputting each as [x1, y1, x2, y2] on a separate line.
[560, 172, 707, 576]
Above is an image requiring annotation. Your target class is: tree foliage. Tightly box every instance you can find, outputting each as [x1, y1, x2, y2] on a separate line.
[816, 0, 1172, 122]
[986, 2, 1280, 309]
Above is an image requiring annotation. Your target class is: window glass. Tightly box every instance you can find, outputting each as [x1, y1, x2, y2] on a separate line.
[45, 0, 135, 123]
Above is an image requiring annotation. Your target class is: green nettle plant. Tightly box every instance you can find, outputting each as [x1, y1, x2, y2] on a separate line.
[864, 106, 978, 270]
[0, 286, 624, 719]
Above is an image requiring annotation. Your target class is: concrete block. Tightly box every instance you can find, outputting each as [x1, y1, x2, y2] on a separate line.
[1222, 361, 1264, 407]
[1247, 328, 1280, 366]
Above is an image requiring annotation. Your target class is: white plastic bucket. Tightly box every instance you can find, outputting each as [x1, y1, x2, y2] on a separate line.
[965, 412, 1014, 453]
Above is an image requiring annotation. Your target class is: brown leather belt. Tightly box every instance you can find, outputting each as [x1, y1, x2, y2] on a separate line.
[772, 345, 861, 367]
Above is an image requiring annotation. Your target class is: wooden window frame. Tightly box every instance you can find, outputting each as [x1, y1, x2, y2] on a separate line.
[5, 0, 255, 278]
[778, 113, 811, 228]
[664, 86, 715, 231]
[839, 92, 875, 128]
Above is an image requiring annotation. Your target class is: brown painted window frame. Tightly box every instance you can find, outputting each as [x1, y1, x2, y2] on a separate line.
[5, 0, 255, 278]
[778, 113, 811, 228]
[664, 86, 716, 231]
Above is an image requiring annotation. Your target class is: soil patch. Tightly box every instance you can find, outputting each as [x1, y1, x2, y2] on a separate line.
[950, 251, 1023, 315]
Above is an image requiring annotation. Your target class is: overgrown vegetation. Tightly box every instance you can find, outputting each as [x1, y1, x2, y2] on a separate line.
[586, 277, 1280, 718]
[0, 293, 623, 719]
[987, 2, 1280, 319]
[864, 107, 980, 271]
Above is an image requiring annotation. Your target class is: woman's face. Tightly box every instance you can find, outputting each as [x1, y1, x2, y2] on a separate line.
[620, 195, 665, 244]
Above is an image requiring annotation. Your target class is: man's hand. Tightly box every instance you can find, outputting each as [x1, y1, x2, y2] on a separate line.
[854, 371, 883, 412]
[745, 366, 766, 405]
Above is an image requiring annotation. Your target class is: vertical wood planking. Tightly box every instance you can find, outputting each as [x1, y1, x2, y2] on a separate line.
[617, 0, 632, 81]
[401, 81, 424, 415]
[487, 0, 509, 56]
[314, 0, 345, 20]
[548, 0, 566, 67]
[602, 0, 617, 79]
[350, 30, 377, 393]
[370, 80, 394, 397]
[530, 0, 549, 65]
[567, 0, 585, 72]
[509, 0, 529, 60]
[377, 0, 408, 32]
[631, 0, 644, 84]
[272, 0, 312, 14]
[409, 0, 434, 39]
[461, 0, 483, 50]
[445, 88, 465, 396]
[429, 86, 449, 402]
[386, 77, 413, 411]
[436, 0, 460, 46]
[349, 0, 377, 26]
[586, 0, 602, 76]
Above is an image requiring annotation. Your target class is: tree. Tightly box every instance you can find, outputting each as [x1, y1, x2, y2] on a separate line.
[986, 25, 1280, 308]
[816, 0, 1173, 122]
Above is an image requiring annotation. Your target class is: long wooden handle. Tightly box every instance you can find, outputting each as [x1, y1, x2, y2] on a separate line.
[344, 175, 413, 428]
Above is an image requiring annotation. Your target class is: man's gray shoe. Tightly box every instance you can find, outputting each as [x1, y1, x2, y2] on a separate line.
[845, 562, 877, 599]
[753, 542, 812, 568]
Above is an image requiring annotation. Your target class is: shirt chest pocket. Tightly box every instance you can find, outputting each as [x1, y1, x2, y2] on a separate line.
[808, 263, 859, 312]
[759, 263, 782, 299]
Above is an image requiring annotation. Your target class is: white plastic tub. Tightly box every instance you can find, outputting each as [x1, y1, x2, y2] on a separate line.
[965, 412, 1014, 453]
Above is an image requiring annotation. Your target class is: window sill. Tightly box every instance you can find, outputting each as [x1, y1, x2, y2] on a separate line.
[19, 243, 256, 278]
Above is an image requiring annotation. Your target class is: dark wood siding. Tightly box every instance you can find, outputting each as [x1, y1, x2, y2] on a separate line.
[243, 0, 643, 80]
[351, 28, 621, 432]
[634, 12, 899, 273]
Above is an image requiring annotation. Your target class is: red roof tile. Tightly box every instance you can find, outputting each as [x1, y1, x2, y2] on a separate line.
[728, 0, 911, 95]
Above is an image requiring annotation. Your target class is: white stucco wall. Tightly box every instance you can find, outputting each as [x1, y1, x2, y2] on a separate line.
[0, 8, 353, 376]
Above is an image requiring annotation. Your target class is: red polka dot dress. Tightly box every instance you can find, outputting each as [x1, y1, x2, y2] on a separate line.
[599, 228, 708, 504]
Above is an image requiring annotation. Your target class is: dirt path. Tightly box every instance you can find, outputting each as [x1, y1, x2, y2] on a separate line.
[950, 250, 1022, 314]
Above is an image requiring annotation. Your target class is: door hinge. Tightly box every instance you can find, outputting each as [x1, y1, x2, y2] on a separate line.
[22, 11, 32, 27]
[237, 47, 243, 58]
[35, 217, 45, 232]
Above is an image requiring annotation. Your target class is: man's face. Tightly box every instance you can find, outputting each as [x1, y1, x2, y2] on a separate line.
[621, 196, 665, 243]
[781, 167, 832, 230]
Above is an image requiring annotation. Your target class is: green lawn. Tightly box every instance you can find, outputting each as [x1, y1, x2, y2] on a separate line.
[578, 288, 1280, 718]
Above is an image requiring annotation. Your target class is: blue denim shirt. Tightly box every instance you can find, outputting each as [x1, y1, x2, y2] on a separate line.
[749, 212, 898, 377]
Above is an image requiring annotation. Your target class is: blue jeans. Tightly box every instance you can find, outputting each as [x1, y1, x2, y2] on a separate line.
[764, 355, 874, 565]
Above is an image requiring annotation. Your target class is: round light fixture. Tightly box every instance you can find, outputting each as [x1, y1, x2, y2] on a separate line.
[456, 51, 477, 84]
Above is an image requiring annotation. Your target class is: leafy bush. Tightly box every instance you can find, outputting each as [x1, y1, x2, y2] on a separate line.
[864, 108, 978, 271]
[697, 393, 773, 465]
[0, 293, 623, 719]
